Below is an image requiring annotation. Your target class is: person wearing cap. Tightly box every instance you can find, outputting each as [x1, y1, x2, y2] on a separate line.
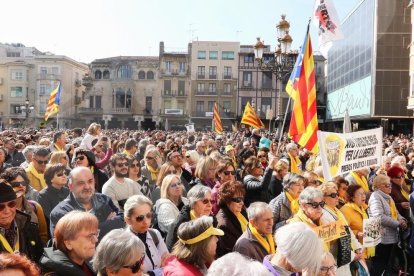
[164, 216, 223, 276]
[388, 141, 405, 159]
[25, 146, 49, 192]
[388, 165, 411, 221]
[225, 144, 237, 169]
[0, 180, 43, 262]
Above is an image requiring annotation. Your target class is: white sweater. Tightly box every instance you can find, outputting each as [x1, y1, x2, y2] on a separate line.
[154, 197, 188, 233]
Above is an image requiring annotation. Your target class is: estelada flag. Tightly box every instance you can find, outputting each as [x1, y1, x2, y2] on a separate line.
[241, 102, 264, 129]
[285, 28, 318, 153]
[213, 102, 223, 134]
[44, 82, 62, 121]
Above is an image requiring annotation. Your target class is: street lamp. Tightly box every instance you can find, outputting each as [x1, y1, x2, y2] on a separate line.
[253, 14, 297, 135]
[20, 99, 34, 119]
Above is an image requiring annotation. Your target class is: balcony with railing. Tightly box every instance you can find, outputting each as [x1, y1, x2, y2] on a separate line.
[192, 111, 236, 118]
[223, 74, 233, 80]
[78, 107, 103, 114]
[208, 74, 217, 80]
[111, 107, 132, 114]
[197, 74, 205, 80]
[194, 89, 218, 96]
[162, 90, 188, 97]
[37, 73, 61, 81]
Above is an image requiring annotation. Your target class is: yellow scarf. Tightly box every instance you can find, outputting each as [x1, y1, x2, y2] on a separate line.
[54, 144, 64, 151]
[146, 165, 159, 181]
[123, 150, 133, 157]
[248, 223, 275, 254]
[324, 205, 349, 226]
[27, 163, 47, 189]
[0, 231, 19, 254]
[350, 171, 369, 192]
[288, 153, 301, 173]
[293, 209, 329, 251]
[389, 198, 398, 220]
[236, 212, 248, 232]
[190, 210, 198, 220]
[400, 187, 410, 201]
[285, 192, 300, 215]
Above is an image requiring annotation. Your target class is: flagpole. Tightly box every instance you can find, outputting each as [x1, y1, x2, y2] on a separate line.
[276, 97, 291, 154]
[57, 113, 59, 130]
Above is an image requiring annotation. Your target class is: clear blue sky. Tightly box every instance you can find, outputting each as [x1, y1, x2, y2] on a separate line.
[0, 0, 360, 63]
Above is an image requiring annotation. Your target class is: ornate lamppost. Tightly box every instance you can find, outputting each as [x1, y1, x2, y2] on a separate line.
[253, 14, 297, 135]
[20, 98, 34, 127]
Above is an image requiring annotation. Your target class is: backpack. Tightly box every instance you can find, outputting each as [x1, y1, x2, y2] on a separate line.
[148, 228, 159, 247]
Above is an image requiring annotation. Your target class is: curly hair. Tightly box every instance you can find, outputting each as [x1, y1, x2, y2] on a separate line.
[217, 180, 245, 207]
[346, 184, 363, 202]
[0, 253, 40, 276]
[0, 167, 30, 187]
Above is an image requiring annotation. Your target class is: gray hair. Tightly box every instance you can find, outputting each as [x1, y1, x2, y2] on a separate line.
[282, 173, 305, 190]
[207, 252, 272, 276]
[124, 195, 153, 219]
[372, 174, 390, 191]
[186, 150, 200, 163]
[187, 185, 211, 208]
[92, 229, 145, 275]
[33, 146, 50, 157]
[247, 202, 272, 221]
[299, 187, 323, 204]
[275, 222, 323, 275]
[286, 142, 298, 152]
[22, 145, 38, 160]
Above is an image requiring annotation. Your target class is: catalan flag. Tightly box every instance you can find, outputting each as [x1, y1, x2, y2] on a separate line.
[285, 29, 318, 154]
[44, 82, 62, 121]
[241, 102, 264, 129]
[213, 102, 223, 134]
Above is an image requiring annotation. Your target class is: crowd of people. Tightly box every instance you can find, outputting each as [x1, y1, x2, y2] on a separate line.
[0, 123, 413, 275]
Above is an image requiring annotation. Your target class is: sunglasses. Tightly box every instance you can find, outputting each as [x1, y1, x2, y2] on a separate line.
[56, 172, 67, 177]
[34, 159, 48, 165]
[306, 201, 325, 209]
[75, 155, 86, 161]
[168, 170, 177, 175]
[170, 182, 182, 189]
[393, 176, 404, 179]
[0, 201, 17, 212]
[185, 155, 190, 158]
[383, 184, 392, 188]
[324, 192, 338, 198]
[135, 212, 153, 222]
[231, 197, 243, 203]
[223, 170, 236, 176]
[129, 163, 140, 168]
[10, 181, 25, 188]
[146, 156, 154, 160]
[123, 254, 145, 273]
[116, 162, 128, 168]
[201, 198, 212, 204]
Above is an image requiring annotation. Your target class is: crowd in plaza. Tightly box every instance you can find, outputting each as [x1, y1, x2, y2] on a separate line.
[0, 123, 414, 275]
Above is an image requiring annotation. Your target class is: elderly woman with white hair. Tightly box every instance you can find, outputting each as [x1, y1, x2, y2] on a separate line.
[93, 229, 146, 276]
[288, 187, 325, 227]
[281, 142, 301, 173]
[207, 252, 272, 276]
[183, 150, 200, 177]
[269, 173, 305, 230]
[141, 148, 162, 190]
[165, 184, 214, 251]
[263, 222, 323, 276]
[368, 174, 407, 276]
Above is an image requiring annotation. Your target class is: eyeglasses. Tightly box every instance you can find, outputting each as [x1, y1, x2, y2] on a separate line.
[83, 230, 100, 243]
[383, 184, 392, 188]
[129, 163, 140, 168]
[185, 155, 190, 158]
[320, 265, 337, 275]
[223, 170, 236, 176]
[123, 254, 145, 273]
[146, 156, 154, 160]
[257, 155, 266, 158]
[116, 162, 129, 168]
[34, 159, 48, 165]
[170, 182, 182, 189]
[75, 155, 86, 161]
[135, 212, 153, 222]
[393, 175, 404, 179]
[231, 197, 243, 203]
[167, 170, 177, 175]
[324, 192, 338, 199]
[306, 201, 325, 209]
[10, 181, 25, 188]
[201, 198, 212, 204]
[0, 201, 17, 212]
[56, 172, 67, 177]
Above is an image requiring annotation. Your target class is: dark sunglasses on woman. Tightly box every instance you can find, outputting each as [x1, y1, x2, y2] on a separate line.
[123, 254, 145, 273]
[223, 170, 236, 176]
[306, 201, 325, 209]
[135, 212, 153, 222]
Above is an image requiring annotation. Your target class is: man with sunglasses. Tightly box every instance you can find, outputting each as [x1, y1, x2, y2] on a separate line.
[0, 180, 43, 262]
[25, 147, 49, 191]
[50, 167, 123, 239]
[102, 154, 142, 210]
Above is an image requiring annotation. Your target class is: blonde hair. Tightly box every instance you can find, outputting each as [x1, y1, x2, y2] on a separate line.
[49, 151, 68, 165]
[161, 174, 181, 199]
[318, 182, 337, 193]
[372, 174, 390, 190]
[87, 123, 101, 135]
[195, 156, 218, 180]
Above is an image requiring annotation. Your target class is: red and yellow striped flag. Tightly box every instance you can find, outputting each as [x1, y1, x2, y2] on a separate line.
[285, 29, 318, 153]
[44, 82, 62, 121]
[213, 102, 223, 134]
[241, 102, 264, 129]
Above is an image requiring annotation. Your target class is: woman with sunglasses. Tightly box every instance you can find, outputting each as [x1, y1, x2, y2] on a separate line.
[154, 174, 189, 237]
[319, 182, 362, 276]
[93, 229, 146, 276]
[164, 216, 224, 276]
[242, 156, 277, 207]
[141, 148, 162, 191]
[124, 195, 169, 276]
[215, 180, 248, 258]
[166, 185, 214, 252]
[128, 156, 151, 198]
[40, 211, 99, 275]
[210, 159, 236, 215]
[387, 166, 411, 221]
[368, 174, 407, 276]
[288, 187, 326, 227]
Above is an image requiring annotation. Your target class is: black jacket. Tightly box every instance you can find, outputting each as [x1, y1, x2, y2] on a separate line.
[40, 247, 96, 276]
[6, 149, 25, 167]
[0, 210, 44, 263]
[242, 167, 274, 207]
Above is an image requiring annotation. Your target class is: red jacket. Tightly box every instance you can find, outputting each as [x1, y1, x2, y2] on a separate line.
[163, 257, 203, 276]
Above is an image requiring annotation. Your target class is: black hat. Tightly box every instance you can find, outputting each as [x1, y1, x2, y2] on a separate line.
[0, 180, 17, 203]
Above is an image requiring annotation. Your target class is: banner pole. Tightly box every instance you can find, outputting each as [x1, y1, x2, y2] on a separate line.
[57, 113, 59, 130]
[276, 97, 291, 155]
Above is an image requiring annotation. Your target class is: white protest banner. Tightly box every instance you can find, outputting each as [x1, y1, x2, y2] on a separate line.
[363, 217, 381, 247]
[185, 123, 195, 133]
[317, 128, 382, 180]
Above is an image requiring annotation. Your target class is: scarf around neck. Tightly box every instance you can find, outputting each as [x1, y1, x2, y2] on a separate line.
[288, 153, 301, 173]
[285, 191, 299, 215]
[27, 163, 47, 189]
[146, 165, 159, 181]
[248, 223, 275, 254]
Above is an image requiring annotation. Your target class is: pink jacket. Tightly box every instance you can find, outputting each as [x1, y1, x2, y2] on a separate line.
[163, 257, 203, 276]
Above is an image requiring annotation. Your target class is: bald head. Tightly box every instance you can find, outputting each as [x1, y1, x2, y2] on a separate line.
[69, 167, 95, 204]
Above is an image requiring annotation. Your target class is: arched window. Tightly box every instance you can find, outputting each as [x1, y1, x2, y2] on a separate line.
[138, 71, 146, 80]
[103, 70, 110, 79]
[147, 71, 154, 80]
[95, 70, 102, 79]
[117, 65, 132, 79]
